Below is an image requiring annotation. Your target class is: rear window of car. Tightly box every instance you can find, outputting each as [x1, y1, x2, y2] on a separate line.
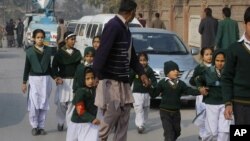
[132, 32, 188, 55]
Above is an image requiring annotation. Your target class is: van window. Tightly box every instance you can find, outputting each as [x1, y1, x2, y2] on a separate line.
[78, 24, 86, 36]
[67, 23, 77, 32]
[75, 24, 81, 34]
[86, 24, 93, 38]
[96, 24, 103, 36]
[90, 24, 98, 38]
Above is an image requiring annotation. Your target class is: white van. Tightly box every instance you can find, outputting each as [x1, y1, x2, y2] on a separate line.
[74, 16, 93, 52]
[75, 14, 142, 55]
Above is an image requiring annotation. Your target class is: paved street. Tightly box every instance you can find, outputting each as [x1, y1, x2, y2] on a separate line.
[0, 46, 199, 141]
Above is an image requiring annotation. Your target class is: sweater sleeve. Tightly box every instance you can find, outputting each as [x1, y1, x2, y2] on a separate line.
[23, 55, 31, 84]
[189, 65, 199, 86]
[150, 79, 163, 98]
[93, 22, 118, 78]
[221, 44, 236, 103]
[198, 19, 204, 34]
[51, 53, 60, 78]
[215, 22, 223, 48]
[181, 81, 200, 96]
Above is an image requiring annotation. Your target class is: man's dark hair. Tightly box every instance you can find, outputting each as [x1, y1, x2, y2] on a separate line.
[118, 0, 137, 12]
[244, 7, 250, 24]
[59, 18, 64, 24]
[155, 13, 160, 18]
[222, 7, 231, 17]
[138, 13, 143, 18]
[204, 8, 212, 17]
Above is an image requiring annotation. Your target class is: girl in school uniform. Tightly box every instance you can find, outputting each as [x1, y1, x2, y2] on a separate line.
[195, 50, 233, 141]
[22, 29, 53, 136]
[52, 31, 82, 131]
[130, 52, 157, 133]
[189, 47, 213, 139]
[66, 67, 100, 141]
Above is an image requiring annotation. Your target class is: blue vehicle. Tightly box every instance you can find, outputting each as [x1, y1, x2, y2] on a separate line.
[23, 0, 57, 53]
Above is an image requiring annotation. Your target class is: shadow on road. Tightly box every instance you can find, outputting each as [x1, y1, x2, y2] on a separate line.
[0, 93, 26, 128]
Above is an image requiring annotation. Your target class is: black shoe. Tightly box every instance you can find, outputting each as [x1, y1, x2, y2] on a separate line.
[38, 129, 47, 135]
[198, 136, 202, 140]
[57, 124, 64, 131]
[137, 126, 144, 134]
[31, 128, 39, 136]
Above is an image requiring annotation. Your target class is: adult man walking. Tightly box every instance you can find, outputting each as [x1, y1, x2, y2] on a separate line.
[222, 7, 250, 125]
[5, 19, 15, 48]
[151, 12, 166, 29]
[57, 18, 67, 49]
[93, 0, 150, 141]
[138, 13, 146, 27]
[215, 7, 239, 50]
[199, 8, 218, 49]
[16, 19, 24, 48]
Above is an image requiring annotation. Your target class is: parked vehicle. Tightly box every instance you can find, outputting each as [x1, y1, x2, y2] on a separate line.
[73, 14, 142, 55]
[66, 20, 78, 33]
[130, 27, 199, 103]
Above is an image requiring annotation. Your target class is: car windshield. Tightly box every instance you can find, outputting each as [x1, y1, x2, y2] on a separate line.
[132, 33, 188, 54]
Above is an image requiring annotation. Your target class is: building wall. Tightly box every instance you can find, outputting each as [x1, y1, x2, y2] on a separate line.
[136, 0, 250, 47]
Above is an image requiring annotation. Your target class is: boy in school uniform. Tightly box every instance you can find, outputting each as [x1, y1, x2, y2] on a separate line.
[196, 50, 233, 141]
[66, 67, 100, 141]
[151, 61, 199, 141]
[223, 7, 250, 124]
[52, 31, 82, 131]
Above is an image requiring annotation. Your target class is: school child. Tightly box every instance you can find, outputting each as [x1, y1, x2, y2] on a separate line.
[195, 50, 233, 141]
[151, 61, 199, 141]
[66, 67, 100, 141]
[52, 31, 82, 131]
[22, 29, 53, 136]
[130, 52, 157, 133]
[189, 47, 213, 139]
[92, 35, 101, 50]
[73, 46, 95, 93]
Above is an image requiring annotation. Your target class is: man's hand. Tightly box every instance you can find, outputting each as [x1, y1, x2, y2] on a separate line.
[224, 105, 233, 120]
[199, 87, 209, 96]
[55, 77, 63, 85]
[92, 119, 100, 125]
[140, 74, 150, 87]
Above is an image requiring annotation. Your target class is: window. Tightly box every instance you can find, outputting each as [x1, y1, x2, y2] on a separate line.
[86, 24, 93, 38]
[96, 24, 103, 36]
[90, 24, 98, 38]
[74, 24, 81, 34]
[78, 24, 86, 36]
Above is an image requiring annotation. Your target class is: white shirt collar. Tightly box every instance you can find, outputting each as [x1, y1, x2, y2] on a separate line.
[84, 61, 93, 66]
[35, 46, 44, 52]
[238, 32, 250, 51]
[165, 77, 179, 84]
[117, 14, 128, 29]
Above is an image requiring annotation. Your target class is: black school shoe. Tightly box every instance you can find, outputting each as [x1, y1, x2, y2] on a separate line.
[31, 128, 39, 136]
[38, 129, 47, 135]
[57, 124, 64, 131]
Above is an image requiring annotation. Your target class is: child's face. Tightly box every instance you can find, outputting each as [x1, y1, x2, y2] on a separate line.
[167, 70, 179, 80]
[92, 38, 100, 50]
[215, 54, 225, 70]
[202, 49, 213, 64]
[139, 55, 148, 68]
[65, 36, 76, 48]
[34, 32, 44, 47]
[85, 72, 94, 88]
[84, 54, 94, 64]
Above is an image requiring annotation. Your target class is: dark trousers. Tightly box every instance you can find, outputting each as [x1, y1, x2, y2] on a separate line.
[160, 109, 181, 141]
[17, 34, 23, 47]
[233, 102, 250, 124]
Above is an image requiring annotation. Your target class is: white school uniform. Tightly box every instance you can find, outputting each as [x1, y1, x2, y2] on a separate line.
[66, 122, 99, 141]
[54, 78, 75, 126]
[28, 75, 52, 128]
[132, 92, 150, 128]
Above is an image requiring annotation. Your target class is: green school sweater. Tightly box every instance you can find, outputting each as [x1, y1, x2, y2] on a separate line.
[151, 79, 199, 110]
[23, 46, 52, 84]
[52, 46, 82, 78]
[196, 66, 224, 105]
[130, 66, 157, 93]
[189, 63, 209, 86]
[222, 42, 250, 104]
[71, 87, 97, 123]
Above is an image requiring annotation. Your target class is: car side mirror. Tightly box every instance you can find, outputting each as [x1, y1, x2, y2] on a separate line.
[190, 47, 200, 55]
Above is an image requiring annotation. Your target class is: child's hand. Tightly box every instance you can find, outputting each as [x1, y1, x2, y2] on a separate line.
[93, 78, 99, 87]
[92, 119, 100, 125]
[199, 87, 209, 96]
[55, 77, 63, 85]
[140, 74, 150, 87]
[22, 84, 27, 94]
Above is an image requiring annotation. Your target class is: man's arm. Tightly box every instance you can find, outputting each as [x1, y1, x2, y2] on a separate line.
[215, 22, 223, 49]
[198, 19, 204, 34]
